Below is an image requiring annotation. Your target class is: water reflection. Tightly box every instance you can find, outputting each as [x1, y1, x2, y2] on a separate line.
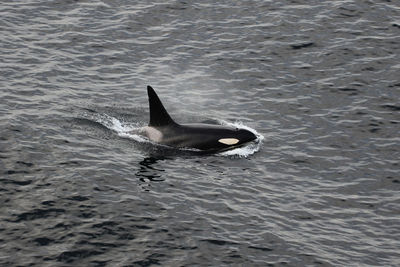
[136, 157, 166, 183]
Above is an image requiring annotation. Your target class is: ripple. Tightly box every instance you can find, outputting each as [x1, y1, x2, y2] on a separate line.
[1, 0, 400, 266]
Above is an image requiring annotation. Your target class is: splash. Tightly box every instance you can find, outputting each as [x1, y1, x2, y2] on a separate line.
[82, 112, 150, 143]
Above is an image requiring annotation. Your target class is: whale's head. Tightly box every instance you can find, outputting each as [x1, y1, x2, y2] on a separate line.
[217, 128, 257, 148]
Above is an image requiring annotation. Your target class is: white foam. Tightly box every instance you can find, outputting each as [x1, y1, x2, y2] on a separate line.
[85, 112, 151, 143]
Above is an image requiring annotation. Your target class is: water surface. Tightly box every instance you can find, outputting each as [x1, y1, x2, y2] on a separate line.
[1, 0, 399, 266]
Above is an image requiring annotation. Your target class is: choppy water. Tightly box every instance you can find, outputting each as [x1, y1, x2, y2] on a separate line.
[1, 0, 400, 266]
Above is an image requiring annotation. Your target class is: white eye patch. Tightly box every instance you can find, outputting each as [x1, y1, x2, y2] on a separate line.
[218, 138, 239, 145]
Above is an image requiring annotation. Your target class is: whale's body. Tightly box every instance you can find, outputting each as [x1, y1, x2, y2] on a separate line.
[144, 86, 257, 152]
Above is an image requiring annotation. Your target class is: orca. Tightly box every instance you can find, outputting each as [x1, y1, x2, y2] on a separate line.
[143, 86, 257, 152]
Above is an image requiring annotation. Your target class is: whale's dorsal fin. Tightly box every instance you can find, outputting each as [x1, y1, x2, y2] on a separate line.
[147, 85, 176, 127]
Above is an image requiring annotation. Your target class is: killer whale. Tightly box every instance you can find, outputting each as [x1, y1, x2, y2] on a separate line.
[144, 85, 257, 152]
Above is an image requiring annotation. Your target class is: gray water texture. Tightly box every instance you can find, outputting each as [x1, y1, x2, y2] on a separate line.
[1, 0, 400, 266]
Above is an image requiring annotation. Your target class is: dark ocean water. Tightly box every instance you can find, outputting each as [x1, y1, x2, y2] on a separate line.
[1, 0, 400, 266]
